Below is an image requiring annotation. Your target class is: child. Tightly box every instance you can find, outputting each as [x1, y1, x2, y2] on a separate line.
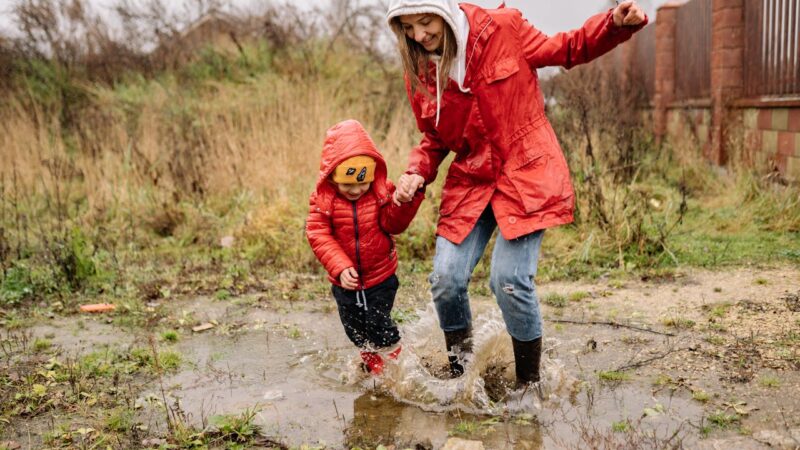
[306, 119, 424, 375]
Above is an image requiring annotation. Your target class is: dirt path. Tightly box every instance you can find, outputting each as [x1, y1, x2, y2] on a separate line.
[2, 265, 798, 449]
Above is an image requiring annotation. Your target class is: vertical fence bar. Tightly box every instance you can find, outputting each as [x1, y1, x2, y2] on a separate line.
[675, 0, 712, 100]
[795, 0, 799, 93]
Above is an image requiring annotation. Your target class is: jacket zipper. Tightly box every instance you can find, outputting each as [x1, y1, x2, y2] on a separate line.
[351, 201, 364, 290]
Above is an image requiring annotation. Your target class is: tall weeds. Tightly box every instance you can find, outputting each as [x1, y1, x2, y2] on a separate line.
[0, 0, 796, 305]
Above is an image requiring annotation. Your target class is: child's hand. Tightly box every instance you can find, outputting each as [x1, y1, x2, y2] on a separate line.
[612, 1, 645, 27]
[394, 174, 425, 205]
[339, 267, 359, 290]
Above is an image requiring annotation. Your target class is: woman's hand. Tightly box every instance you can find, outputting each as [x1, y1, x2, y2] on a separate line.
[339, 267, 359, 290]
[393, 174, 425, 206]
[613, 1, 645, 27]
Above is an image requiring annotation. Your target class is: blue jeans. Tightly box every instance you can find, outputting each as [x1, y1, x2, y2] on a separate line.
[430, 206, 545, 342]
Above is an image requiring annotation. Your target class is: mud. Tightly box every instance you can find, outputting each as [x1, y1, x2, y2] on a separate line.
[8, 266, 800, 449]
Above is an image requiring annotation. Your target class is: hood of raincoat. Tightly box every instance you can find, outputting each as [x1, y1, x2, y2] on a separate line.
[312, 120, 389, 210]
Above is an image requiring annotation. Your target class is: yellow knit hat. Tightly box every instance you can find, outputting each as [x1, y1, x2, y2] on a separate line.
[332, 155, 376, 184]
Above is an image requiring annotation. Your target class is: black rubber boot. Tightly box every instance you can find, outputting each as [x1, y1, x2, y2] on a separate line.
[512, 336, 542, 387]
[444, 328, 473, 378]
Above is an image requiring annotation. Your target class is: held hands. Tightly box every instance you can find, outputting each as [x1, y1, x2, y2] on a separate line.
[393, 173, 425, 206]
[339, 267, 359, 290]
[613, 1, 646, 27]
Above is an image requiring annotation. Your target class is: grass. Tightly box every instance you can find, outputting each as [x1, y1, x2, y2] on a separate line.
[692, 390, 711, 403]
[542, 292, 568, 308]
[449, 417, 500, 437]
[161, 330, 179, 342]
[707, 411, 740, 429]
[705, 302, 733, 318]
[568, 291, 591, 302]
[598, 370, 631, 382]
[611, 420, 631, 433]
[34, 338, 53, 352]
[661, 317, 696, 329]
[758, 375, 781, 388]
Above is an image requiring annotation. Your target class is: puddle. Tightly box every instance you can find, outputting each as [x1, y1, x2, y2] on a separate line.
[142, 299, 706, 448]
[8, 266, 799, 449]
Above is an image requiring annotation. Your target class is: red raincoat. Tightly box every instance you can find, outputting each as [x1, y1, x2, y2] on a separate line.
[307, 120, 424, 289]
[406, 4, 647, 244]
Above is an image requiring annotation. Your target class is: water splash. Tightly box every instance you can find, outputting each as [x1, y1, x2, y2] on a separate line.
[339, 304, 575, 416]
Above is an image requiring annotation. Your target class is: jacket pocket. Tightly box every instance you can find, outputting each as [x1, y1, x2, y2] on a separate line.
[438, 180, 473, 217]
[482, 56, 519, 84]
[506, 148, 566, 214]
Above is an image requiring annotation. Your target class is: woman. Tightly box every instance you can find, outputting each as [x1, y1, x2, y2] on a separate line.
[388, 0, 647, 386]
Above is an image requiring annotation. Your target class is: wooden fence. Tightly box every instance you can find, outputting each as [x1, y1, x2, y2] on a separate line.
[674, 0, 713, 100]
[744, 0, 800, 97]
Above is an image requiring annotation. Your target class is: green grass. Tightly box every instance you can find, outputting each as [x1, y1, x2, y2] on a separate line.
[161, 330, 179, 343]
[598, 370, 631, 382]
[34, 338, 52, 352]
[612, 420, 631, 433]
[568, 291, 591, 302]
[707, 411, 740, 429]
[661, 317, 696, 329]
[391, 307, 420, 324]
[542, 292, 568, 308]
[704, 335, 726, 346]
[692, 390, 711, 402]
[758, 375, 780, 388]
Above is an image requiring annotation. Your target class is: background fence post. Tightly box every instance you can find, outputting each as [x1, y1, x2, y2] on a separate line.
[711, 0, 746, 165]
[654, 2, 681, 144]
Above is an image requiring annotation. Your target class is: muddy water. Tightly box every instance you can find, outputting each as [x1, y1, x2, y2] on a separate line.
[133, 297, 705, 449]
[23, 264, 800, 449]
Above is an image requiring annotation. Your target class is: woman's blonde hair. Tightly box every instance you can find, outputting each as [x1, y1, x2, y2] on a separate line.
[389, 15, 457, 98]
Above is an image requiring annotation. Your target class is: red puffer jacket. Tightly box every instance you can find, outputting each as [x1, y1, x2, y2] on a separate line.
[405, 4, 647, 244]
[306, 120, 424, 289]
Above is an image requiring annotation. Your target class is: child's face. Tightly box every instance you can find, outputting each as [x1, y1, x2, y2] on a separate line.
[336, 182, 371, 201]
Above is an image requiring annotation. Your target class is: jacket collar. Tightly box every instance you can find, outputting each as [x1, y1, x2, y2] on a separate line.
[460, 3, 498, 89]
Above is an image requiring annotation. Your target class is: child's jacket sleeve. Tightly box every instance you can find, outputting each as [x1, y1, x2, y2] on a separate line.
[379, 185, 425, 235]
[306, 195, 354, 280]
[517, 10, 648, 70]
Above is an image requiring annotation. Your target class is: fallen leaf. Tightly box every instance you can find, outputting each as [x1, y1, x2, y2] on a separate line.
[79, 303, 116, 313]
[192, 323, 215, 332]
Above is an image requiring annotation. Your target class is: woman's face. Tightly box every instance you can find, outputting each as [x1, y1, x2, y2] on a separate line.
[398, 13, 445, 52]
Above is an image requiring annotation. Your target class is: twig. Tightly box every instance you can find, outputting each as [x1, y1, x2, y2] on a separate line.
[549, 319, 676, 336]
[614, 347, 689, 372]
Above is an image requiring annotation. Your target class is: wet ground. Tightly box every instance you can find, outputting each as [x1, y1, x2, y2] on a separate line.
[7, 266, 800, 449]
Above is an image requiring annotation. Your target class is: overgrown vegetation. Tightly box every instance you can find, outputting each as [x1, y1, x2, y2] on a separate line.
[0, 0, 798, 446]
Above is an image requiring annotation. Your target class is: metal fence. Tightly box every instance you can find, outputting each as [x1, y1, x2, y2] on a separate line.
[632, 24, 656, 100]
[674, 0, 713, 100]
[744, 0, 800, 97]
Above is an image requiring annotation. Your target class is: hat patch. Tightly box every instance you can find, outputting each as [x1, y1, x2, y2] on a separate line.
[346, 168, 356, 176]
[357, 167, 367, 182]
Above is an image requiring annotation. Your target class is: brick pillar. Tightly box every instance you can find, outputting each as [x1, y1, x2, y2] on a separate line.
[653, 3, 681, 142]
[710, 0, 745, 165]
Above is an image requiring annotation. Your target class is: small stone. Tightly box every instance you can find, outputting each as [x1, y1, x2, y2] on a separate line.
[220, 235, 235, 248]
[263, 390, 285, 401]
[141, 438, 167, 448]
[440, 438, 485, 450]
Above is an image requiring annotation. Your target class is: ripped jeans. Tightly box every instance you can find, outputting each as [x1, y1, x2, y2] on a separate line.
[430, 206, 545, 342]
